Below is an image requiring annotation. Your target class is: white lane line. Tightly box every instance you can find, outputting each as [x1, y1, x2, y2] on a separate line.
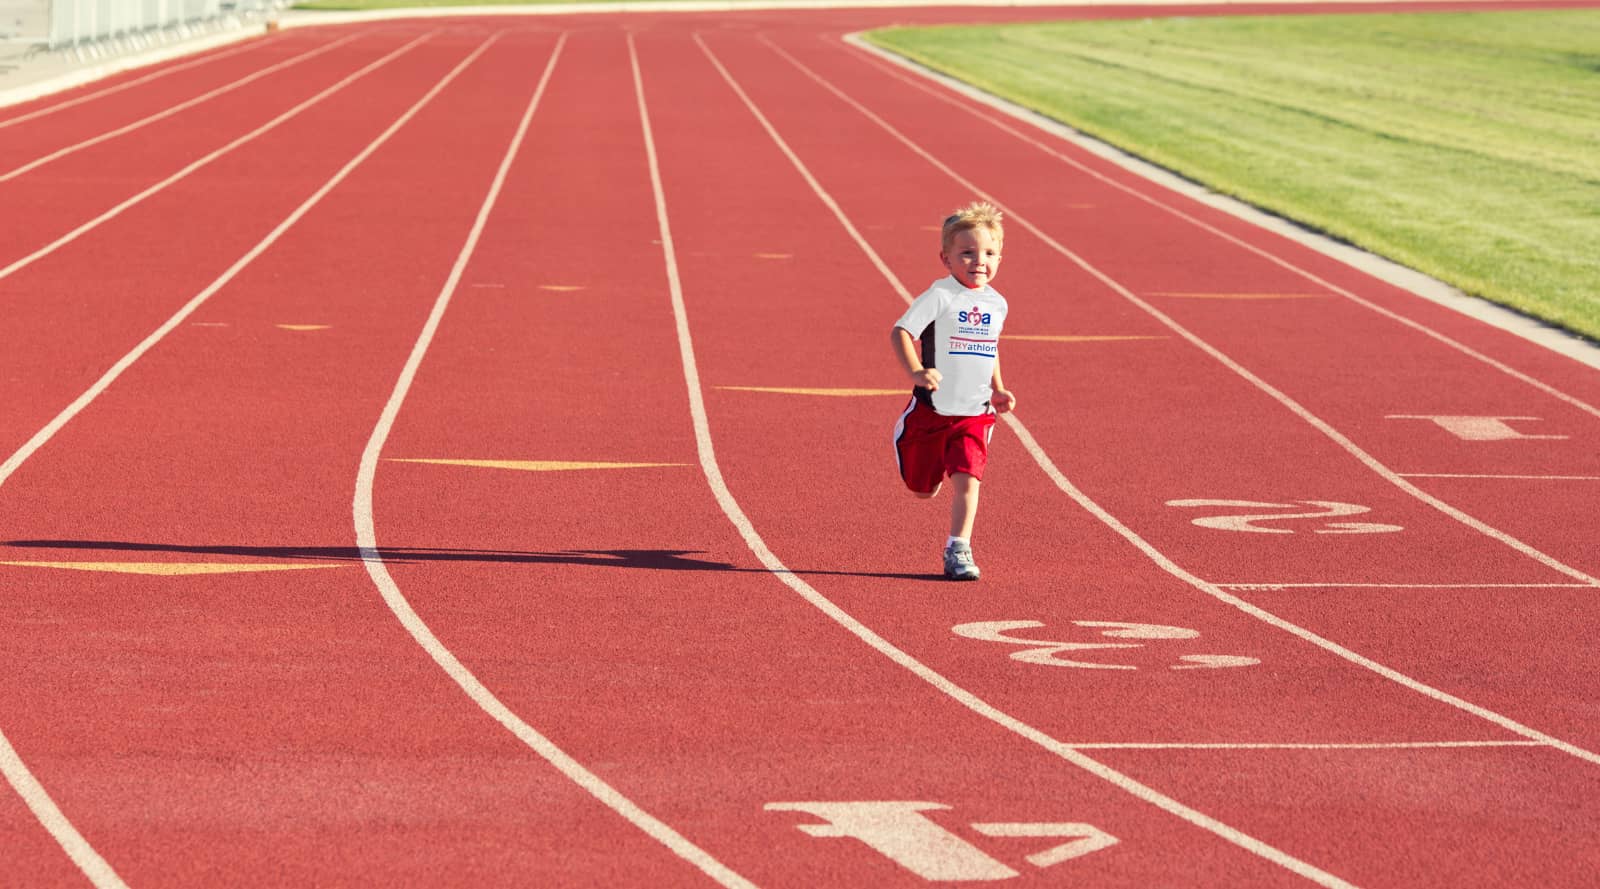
[1007, 413, 1600, 768]
[747, 38, 1600, 769]
[0, 33, 429, 287]
[1067, 740, 1549, 751]
[1220, 582, 1596, 590]
[682, 33, 1358, 889]
[0, 31, 477, 888]
[0, 38, 277, 132]
[352, 34, 754, 889]
[767, 37, 1600, 591]
[1401, 473, 1600, 481]
[0, 732, 126, 888]
[0, 33, 361, 183]
[845, 33, 1600, 395]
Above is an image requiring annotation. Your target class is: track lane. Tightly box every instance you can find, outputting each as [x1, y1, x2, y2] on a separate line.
[672, 25, 1600, 886]
[0, 32, 358, 184]
[0, 27, 660, 886]
[0, 33, 443, 477]
[361, 24, 1357, 888]
[0, 30, 407, 273]
[748, 31, 1600, 766]
[631, 25, 1400, 886]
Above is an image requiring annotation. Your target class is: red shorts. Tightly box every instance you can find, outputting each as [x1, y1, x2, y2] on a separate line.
[892, 398, 997, 494]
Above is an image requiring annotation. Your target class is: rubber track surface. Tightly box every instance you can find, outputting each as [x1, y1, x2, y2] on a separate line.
[2, 4, 1597, 887]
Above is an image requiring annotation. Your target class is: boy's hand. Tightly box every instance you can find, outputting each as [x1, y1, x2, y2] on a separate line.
[911, 368, 942, 391]
[991, 388, 1016, 414]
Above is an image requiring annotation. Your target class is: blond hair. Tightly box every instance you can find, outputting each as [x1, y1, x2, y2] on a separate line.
[941, 201, 1004, 253]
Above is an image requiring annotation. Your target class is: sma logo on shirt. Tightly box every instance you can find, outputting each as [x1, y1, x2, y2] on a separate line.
[958, 307, 992, 325]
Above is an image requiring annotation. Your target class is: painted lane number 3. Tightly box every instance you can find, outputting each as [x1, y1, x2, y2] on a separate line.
[952, 621, 1259, 670]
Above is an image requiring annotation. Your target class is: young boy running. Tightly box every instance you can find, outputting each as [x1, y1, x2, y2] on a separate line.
[890, 201, 1016, 581]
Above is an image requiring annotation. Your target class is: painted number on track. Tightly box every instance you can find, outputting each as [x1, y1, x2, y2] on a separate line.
[952, 620, 1259, 670]
[1165, 499, 1403, 534]
[766, 801, 1117, 881]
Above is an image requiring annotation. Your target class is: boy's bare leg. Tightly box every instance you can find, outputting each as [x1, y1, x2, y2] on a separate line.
[915, 483, 942, 500]
[949, 472, 980, 539]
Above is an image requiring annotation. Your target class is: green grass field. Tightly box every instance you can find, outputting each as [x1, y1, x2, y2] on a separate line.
[867, 11, 1600, 343]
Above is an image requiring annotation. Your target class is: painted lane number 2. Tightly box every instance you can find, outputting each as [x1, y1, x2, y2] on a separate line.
[953, 621, 1259, 671]
[767, 801, 1117, 881]
[1166, 499, 1403, 534]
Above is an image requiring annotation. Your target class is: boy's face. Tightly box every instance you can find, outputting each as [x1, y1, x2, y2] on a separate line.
[941, 226, 1002, 290]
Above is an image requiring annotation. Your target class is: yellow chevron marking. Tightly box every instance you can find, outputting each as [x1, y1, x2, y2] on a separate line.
[1005, 334, 1167, 342]
[0, 561, 347, 575]
[754, 253, 792, 260]
[389, 459, 685, 472]
[1151, 292, 1325, 300]
[539, 285, 584, 292]
[276, 324, 330, 331]
[719, 386, 906, 397]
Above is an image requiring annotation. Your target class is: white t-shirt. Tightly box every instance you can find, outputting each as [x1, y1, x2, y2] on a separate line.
[894, 276, 1008, 416]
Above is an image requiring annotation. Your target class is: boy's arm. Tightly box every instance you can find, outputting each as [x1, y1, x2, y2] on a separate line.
[892, 326, 942, 391]
[990, 357, 1015, 414]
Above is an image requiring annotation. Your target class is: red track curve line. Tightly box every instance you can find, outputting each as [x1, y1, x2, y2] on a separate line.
[0, 33, 494, 886]
[763, 38, 1600, 591]
[351, 34, 755, 889]
[0, 37, 277, 131]
[0, 33, 430, 287]
[739, 38, 1600, 768]
[844, 33, 1600, 416]
[0, 33, 361, 184]
[658, 33, 1360, 889]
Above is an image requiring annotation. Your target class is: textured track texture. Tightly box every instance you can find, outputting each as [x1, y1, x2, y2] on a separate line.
[2, 4, 1598, 887]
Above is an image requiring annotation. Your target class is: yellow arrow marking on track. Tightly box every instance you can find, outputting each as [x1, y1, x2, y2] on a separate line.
[719, 386, 906, 397]
[1150, 292, 1325, 300]
[389, 459, 685, 472]
[0, 561, 348, 575]
[539, 285, 584, 292]
[277, 324, 330, 331]
[1004, 334, 1167, 342]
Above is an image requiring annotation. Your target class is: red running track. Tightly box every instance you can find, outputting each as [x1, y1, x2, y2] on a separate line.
[1, 4, 1598, 887]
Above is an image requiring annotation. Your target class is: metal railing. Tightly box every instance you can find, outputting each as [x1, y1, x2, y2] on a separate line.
[44, 0, 286, 52]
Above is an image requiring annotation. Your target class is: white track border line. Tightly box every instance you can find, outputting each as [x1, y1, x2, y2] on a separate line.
[766, 37, 1600, 590]
[744, 37, 1600, 768]
[1219, 582, 1596, 590]
[352, 33, 755, 889]
[0, 31, 484, 889]
[0, 37, 275, 130]
[671, 31, 1360, 889]
[1067, 740, 1548, 750]
[0, 33, 360, 183]
[1400, 473, 1600, 480]
[0, 33, 428, 287]
[843, 31, 1600, 380]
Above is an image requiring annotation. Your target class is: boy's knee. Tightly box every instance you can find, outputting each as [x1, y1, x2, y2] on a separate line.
[914, 484, 942, 499]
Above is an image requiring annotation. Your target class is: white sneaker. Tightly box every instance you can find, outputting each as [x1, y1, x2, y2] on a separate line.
[943, 541, 980, 581]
